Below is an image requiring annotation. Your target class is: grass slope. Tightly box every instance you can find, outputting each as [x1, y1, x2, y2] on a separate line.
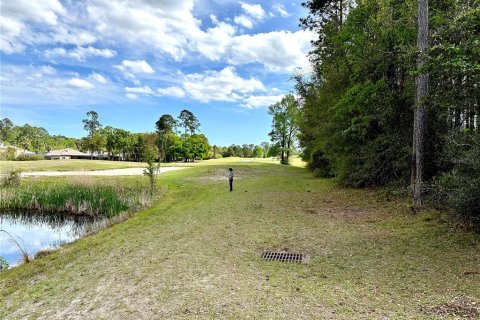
[1, 162, 479, 319]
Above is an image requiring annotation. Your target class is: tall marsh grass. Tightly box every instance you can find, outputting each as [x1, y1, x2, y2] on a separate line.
[0, 178, 154, 217]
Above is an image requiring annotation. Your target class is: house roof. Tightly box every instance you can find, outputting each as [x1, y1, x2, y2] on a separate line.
[45, 148, 88, 157]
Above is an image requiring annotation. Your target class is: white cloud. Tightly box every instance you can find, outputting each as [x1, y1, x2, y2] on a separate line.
[234, 15, 254, 29]
[0, 16, 24, 37]
[153, 67, 287, 108]
[240, 2, 265, 20]
[182, 66, 265, 103]
[157, 86, 185, 98]
[271, 4, 290, 17]
[82, 0, 309, 72]
[39, 65, 56, 75]
[193, 21, 236, 61]
[125, 86, 155, 95]
[154, 67, 286, 108]
[0, 0, 68, 53]
[66, 78, 95, 89]
[1, 0, 66, 26]
[28, 65, 57, 79]
[86, 0, 198, 60]
[0, 64, 121, 107]
[119, 67, 277, 106]
[45, 46, 117, 61]
[0, 16, 26, 53]
[115, 60, 155, 74]
[234, 2, 265, 29]
[89, 73, 107, 83]
[1, 0, 313, 73]
[210, 14, 219, 25]
[241, 94, 284, 108]
[125, 93, 138, 99]
[228, 30, 313, 72]
[49, 26, 97, 46]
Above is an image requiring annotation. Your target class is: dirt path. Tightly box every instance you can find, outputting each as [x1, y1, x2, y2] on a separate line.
[19, 167, 187, 177]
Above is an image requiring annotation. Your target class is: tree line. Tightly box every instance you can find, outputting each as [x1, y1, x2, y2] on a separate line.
[1, 111, 282, 163]
[0, 118, 76, 156]
[287, 0, 479, 226]
[79, 109, 211, 162]
[155, 111, 281, 161]
[210, 142, 279, 159]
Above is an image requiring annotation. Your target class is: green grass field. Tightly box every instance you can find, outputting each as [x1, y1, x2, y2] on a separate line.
[1, 160, 479, 319]
[0, 159, 147, 173]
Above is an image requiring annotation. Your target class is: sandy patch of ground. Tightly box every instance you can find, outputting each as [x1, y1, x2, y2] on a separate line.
[19, 167, 187, 177]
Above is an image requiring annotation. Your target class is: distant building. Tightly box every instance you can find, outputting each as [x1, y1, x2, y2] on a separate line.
[91, 151, 109, 160]
[44, 148, 90, 160]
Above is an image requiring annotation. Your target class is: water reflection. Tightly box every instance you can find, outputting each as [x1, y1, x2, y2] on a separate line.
[0, 212, 104, 267]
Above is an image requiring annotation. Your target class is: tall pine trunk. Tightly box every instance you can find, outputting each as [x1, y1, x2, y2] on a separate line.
[412, 0, 429, 209]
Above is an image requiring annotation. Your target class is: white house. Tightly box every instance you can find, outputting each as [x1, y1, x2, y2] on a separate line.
[44, 148, 90, 160]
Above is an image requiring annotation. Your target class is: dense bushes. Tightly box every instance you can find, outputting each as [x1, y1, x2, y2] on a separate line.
[298, 1, 416, 188]
[298, 0, 479, 226]
[14, 155, 44, 161]
[434, 135, 480, 227]
[0, 148, 44, 161]
[307, 149, 332, 178]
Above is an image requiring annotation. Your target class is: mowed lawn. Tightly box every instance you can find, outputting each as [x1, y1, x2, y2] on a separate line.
[0, 159, 148, 174]
[0, 157, 282, 174]
[1, 161, 479, 319]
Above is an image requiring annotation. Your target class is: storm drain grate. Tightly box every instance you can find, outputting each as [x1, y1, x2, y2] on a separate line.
[261, 251, 306, 263]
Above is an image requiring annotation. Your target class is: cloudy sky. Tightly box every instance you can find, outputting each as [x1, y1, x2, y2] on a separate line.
[0, 0, 313, 146]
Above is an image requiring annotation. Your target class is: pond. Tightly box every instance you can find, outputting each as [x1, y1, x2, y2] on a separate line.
[0, 213, 104, 268]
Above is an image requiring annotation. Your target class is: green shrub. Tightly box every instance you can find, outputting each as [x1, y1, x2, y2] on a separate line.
[0, 256, 8, 272]
[306, 148, 332, 178]
[143, 149, 160, 195]
[2, 169, 22, 186]
[433, 135, 480, 227]
[15, 154, 44, 161]
[0, 147, 17, 161]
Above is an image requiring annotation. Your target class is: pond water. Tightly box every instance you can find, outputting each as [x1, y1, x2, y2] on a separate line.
[0, 213, 103, 267]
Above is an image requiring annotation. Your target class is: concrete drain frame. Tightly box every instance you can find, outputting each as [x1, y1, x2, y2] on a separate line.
[261, 251, 309, 263]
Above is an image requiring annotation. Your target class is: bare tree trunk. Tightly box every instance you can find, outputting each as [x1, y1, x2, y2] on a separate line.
[339, 0, 343, 26]
[454, 108, 461, 128]
[476, 98, 480, 131]
[412, 0, 429, 209]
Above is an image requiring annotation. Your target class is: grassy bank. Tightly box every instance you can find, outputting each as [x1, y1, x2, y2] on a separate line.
[0, 176, 155, 217]
[1, 162, 479, 319]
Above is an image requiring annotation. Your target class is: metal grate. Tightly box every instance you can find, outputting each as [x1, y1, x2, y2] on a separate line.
[261, 251, 305, 263]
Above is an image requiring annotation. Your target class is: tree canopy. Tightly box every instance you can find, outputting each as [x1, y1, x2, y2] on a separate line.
[296, 0, 479, 225]
[268, 94, 299, 165]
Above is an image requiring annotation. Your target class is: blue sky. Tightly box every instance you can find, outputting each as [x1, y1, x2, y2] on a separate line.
[0, 0, 313, 146]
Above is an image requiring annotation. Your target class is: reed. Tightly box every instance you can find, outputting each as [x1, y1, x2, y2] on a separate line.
[0, 229, 30, 264]
[0, 180, 152, 217]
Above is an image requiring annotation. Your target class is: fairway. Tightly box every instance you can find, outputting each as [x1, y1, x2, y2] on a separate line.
[0, 160, 153, 174]
[1, 162, 478, 319]
[0, 157, 284, 174]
